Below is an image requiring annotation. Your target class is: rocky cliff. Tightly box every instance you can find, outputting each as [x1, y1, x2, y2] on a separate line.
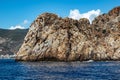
[16, 6, 120, 61]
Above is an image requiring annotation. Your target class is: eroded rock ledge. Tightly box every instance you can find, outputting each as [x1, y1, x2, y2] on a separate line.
[16, 6, 120, 61]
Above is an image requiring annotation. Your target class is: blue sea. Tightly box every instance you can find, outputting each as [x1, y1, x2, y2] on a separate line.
[0, 59, 120, 80]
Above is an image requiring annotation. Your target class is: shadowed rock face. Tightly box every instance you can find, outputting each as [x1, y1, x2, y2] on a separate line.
[16, 7, 120, 61]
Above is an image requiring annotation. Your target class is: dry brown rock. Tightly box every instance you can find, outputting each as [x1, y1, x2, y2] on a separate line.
[16, 7, 120, 61]
[108, 6, 120, 17]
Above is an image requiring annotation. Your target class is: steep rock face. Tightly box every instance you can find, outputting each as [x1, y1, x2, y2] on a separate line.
[16, 7, 120, 61]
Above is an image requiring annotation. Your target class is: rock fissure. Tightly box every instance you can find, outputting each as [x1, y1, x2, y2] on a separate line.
[66, 28, 71, 60]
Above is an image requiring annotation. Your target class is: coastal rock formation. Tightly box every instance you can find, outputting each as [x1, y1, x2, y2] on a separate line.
[16, 6, 120, 61]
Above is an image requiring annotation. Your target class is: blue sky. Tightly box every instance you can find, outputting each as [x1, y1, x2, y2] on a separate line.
[0, 0, 120, 29]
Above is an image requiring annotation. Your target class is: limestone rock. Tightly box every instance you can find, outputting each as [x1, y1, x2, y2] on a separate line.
[16, 6, 120, 61]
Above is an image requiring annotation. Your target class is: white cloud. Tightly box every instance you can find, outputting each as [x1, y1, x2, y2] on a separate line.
[69, 9, 101, 23]
[9, 19, 29, 30]
[9, 25, 25, 30]
[23, 20, 28, 24]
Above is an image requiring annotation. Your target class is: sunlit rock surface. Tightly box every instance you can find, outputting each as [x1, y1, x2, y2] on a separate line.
[16, 6, 120, 61]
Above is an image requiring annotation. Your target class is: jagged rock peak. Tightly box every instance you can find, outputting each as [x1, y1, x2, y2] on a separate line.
[108, 6, 120, 16]
[92, 6, 120, 25]
[16, 7, 120, 61]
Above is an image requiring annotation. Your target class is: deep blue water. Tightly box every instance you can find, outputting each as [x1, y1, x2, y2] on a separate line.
[0, 59, 120, 80]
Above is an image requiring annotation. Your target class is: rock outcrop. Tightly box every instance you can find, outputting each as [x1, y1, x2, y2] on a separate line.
[16, 6, 120, 61]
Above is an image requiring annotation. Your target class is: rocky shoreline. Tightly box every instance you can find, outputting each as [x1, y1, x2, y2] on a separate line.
[16, 6, 120, 61]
